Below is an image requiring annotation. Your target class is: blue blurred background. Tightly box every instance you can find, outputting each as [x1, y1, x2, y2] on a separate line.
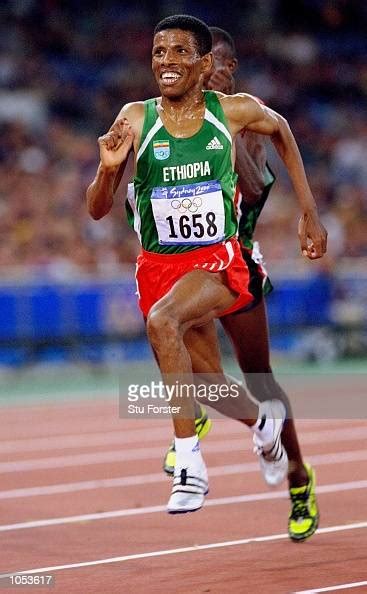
[0, 0, 366, 375]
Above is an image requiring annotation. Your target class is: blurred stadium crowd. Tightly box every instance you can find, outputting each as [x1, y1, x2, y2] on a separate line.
[1, 0, 366, 279]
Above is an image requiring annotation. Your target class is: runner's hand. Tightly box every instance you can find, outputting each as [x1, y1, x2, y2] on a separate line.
[207, 66, 235, 95]
[298, 211, 328, 259]
[98, 118, 134, 168]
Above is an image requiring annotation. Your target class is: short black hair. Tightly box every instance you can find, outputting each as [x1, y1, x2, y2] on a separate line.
[154, 15, 212, 56]
[210, 26, 236, 58]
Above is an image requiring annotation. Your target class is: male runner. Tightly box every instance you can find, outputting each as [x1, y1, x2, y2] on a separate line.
[87, 15, 327, 516]
[163, 27, 323, 541]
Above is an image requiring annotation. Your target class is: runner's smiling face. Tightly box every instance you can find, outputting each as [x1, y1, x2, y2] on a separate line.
[152, 29, 212, 98]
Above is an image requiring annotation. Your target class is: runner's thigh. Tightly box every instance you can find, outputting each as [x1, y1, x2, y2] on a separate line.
[150, 269, 238, 331]
[220, 299, 271, 371]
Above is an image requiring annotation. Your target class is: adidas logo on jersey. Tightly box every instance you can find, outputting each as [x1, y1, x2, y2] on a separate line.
[206, 136, 223, 150]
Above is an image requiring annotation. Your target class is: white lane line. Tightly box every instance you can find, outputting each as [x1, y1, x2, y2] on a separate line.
[1, 427, 367, 473]
[1, 479, 367, 532]
[0, 441, 249, 473]
[0, 427, 170, 454]
[1, 421, 365, 454]
[0, 521, 366, 578]
[1, 449, 367, 500]
[294, 580, 367, 593]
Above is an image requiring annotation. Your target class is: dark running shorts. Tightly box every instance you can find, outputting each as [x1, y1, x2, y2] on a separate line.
[231, 241, 273, 314]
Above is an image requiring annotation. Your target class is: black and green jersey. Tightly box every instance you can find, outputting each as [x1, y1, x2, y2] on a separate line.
[126, 91, 238, 254]
[237, 163, 276, 250]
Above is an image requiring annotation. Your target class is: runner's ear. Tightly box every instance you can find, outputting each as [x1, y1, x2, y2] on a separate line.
[228, 57, 238, 74]
[201, 52, 214, 77]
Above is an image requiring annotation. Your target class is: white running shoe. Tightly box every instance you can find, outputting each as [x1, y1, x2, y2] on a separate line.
[253, 399, 288, 487]
[167, 461, 209, 514]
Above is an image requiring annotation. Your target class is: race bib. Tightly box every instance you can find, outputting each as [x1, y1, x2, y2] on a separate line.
[151, 180, 225, 245]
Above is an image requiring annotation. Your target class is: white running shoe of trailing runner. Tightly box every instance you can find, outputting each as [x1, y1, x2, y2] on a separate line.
[253, 399, 288, 487]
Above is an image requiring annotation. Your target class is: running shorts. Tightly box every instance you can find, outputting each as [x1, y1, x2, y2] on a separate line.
[135, 237, 254, 318]
[236, 241, 273, 313]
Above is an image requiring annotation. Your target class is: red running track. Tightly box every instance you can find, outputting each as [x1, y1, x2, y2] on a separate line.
[0, 397, 367, 594]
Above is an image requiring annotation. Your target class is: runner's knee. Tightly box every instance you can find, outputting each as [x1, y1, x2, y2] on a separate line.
[146, 304, 180, 351]
[245, 371, 292, 416]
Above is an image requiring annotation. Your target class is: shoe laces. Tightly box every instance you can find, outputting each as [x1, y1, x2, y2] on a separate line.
[290, 490, 310, 520]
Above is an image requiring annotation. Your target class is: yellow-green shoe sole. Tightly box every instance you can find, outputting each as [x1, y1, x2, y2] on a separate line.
[289, 463, 319, 542]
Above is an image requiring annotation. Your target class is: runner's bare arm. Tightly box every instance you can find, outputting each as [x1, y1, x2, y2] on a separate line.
[235, 132, 267, 205]
[86, 102, 144, 220]
[221, 94, 327, 259]
[207, 74, 267, 205]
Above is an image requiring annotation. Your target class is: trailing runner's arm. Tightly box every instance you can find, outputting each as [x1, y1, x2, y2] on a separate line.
[222, 93, 327, 259]
[235, 132, 267, 205]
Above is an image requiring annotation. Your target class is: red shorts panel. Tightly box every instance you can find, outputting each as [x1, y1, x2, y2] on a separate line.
[135, 238, 253, 318]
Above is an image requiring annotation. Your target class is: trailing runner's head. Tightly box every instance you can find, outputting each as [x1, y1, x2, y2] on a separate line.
[204, 27, 238, 94]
